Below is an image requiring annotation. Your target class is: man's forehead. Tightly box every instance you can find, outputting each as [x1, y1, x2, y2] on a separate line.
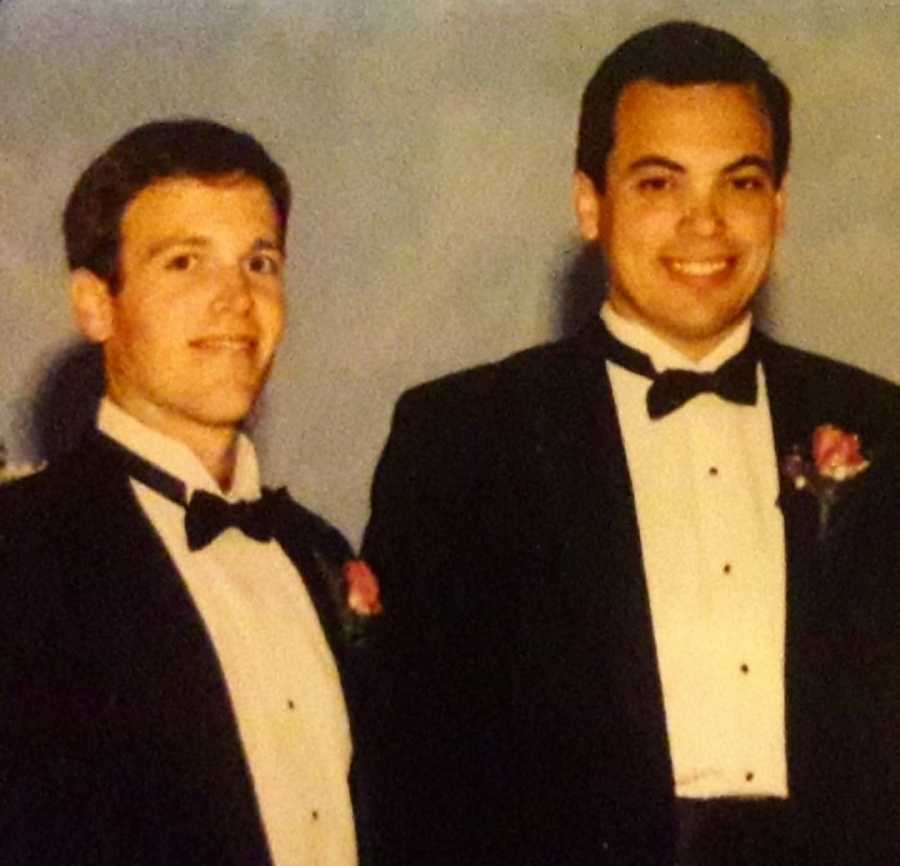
[118, 173, 281, 262]
[610, 79, 774, 162]
[616, 78, 768, 116]
[121, 174, 276, 225]
[125, 171, 270, 208]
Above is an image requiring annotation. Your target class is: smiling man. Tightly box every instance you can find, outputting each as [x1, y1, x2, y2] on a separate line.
[574, 79, 785, 360]
[0, 120, 361, 866]
[362, 21, 900, 866]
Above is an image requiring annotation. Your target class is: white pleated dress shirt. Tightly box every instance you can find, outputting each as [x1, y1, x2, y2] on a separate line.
[601, 304, 788, 799]
[98, 399, 357, 866]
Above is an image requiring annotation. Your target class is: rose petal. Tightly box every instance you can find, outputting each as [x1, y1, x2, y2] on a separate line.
[344, 559, 383, 616]
[812, 424, 866, 475]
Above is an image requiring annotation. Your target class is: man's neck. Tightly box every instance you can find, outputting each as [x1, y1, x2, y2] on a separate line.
[102, 394, 240, 492]
[600, 302, 752, 373]
[194, 437, 239, 492]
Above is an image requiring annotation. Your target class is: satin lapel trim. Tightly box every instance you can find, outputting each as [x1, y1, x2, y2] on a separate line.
[557, 321, 671, 775]
[758, 336, 822, 799]
[267, 497, 348, 663]
[759, 337, 821, 598]
[75, 442, 273, 861]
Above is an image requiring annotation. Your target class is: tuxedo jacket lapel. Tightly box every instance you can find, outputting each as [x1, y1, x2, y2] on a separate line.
[756, 340, 821, 808]
[756, 333, 897, 822]
[759, 336, 821, 587]
[567, 321, 671, 767]
[69, 447, 274, 864]
[268, 492, 352, 663]
[516, 320, 674, 824]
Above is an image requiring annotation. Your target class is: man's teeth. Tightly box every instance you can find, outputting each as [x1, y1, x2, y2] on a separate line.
[670, 259, 729, 277]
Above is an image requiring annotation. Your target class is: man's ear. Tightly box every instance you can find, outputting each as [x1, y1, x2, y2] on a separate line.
[774, 175, 788, 237]
[572, 170, 604, 243]
[69, 268, 114, 343]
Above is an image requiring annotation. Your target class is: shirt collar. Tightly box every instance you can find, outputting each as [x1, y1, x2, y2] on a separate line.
[600, 301, 752, 374]
[96, 397, 261, 503]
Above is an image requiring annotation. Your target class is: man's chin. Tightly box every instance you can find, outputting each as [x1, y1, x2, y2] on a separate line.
[187, 391, 263, 432]
[650, 311, 751, 359]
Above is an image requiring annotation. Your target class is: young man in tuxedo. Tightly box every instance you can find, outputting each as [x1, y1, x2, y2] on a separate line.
[0, 120, 364, 865]
[362, 21, 900, 866]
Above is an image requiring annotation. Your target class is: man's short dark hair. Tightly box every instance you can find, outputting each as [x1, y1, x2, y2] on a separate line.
[576, 21, 791, 191]
[63, 119, 291, 291]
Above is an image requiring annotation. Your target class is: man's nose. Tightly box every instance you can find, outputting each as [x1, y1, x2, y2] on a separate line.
[679, 191, 724, 237]
[212, 265, 253, 313]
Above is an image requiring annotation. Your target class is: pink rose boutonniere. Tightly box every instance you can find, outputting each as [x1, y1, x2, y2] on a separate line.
[345, 559, 383, 617]
[782, 424, 871, 538]
[339, 559, 383, 645]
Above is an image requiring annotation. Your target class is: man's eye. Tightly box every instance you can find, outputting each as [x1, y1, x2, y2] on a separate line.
[165, 254, 196, 271]
[731, 176, 766, 192]
[246, 254, 281, 276]
[637, 177, 672, 192]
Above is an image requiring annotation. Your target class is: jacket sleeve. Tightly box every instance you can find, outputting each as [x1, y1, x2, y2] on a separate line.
[359, 379, 528, 866]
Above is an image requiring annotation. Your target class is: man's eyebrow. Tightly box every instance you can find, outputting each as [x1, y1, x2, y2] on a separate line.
[627, 156, 684, 174]
[146, 235, 209, 259]
[723, 155, 773, 175]
[251, 238, 282, 253]
[146, 235, 283, 259]
[624, 154, 774, 177]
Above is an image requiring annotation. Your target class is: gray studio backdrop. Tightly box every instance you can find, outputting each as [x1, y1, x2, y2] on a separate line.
[2, 0, 898, 545]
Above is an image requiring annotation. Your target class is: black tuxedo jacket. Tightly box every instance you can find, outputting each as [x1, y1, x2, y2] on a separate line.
[0, 435, 360, 866]
[362, 320, 900, 866]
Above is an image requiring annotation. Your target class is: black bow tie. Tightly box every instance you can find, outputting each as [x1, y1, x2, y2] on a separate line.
[184, 488, 279, 551]
[93, 433, 281, 551]
[599, 323, 759, 419]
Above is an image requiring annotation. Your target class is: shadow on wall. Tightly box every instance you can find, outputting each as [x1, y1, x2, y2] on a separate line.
[552, 242, 609, 339]
[19, 245, 606, 463]
[21, 244, 608, 463]
[30, 340, 105, 460]
[26, 337, 270, 462]
[23, 247, 768, 461]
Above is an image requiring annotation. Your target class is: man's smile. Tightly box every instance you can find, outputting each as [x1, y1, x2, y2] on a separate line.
[665, 258, 732, 278]
[190, 335, 258, 352]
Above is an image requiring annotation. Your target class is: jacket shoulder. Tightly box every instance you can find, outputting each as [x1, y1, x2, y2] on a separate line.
[759, 333, 900, 427]
[761, 333, 899, 392]
[273, 489, 354, 565]
[0, 455, 93, 552]
[395, 336, 584, 424]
